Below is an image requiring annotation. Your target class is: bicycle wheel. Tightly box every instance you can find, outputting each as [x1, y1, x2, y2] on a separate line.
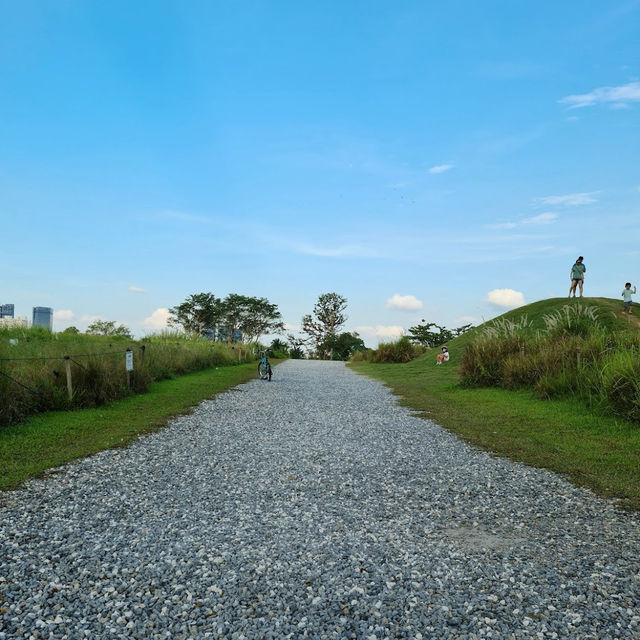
[258, 362, 269, 379]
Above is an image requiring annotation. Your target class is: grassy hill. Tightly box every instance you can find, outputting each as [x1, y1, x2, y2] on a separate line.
[350, 296, 640, 510]
[449, 296, 638, 349]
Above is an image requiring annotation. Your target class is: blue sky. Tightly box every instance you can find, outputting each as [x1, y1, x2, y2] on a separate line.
[2, 1, 639, 344]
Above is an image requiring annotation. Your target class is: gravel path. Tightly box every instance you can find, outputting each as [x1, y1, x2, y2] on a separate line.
[1, 360, 639, 639]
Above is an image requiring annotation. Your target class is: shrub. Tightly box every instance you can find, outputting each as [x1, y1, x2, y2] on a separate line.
[369, 337, 423, 363]
[541, 304, 601, 338]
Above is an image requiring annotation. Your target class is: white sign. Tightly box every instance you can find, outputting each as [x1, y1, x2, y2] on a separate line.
[125, 350, 134, 372]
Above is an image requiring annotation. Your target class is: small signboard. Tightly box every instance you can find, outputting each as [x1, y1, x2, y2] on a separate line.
[125, 350, 134, 372]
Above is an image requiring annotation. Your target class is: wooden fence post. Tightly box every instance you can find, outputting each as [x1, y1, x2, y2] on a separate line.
[64, 356, 73, 401]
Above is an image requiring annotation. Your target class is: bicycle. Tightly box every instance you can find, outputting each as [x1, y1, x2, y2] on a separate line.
[255, 349, 272, 381]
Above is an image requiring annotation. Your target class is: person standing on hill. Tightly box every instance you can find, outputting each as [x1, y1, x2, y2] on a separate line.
[569, 256, 586, 297]
[621, 282, 636, 314]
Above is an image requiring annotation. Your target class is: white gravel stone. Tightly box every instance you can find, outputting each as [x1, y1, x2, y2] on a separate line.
[1, 360, 639, 639]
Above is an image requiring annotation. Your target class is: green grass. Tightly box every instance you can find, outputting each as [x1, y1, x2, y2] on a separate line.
[350, 296, 640, 511]
[0, 362, 267, 491]
[0, 327, 256, 426]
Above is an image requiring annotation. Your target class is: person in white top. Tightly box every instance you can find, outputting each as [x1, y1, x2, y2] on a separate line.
[621, 282, 636, 314]
[436, 345, 450, 364]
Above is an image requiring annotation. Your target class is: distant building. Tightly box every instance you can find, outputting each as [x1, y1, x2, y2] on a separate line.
[0, 304, 15, 318]
[32, 307, 53, 331]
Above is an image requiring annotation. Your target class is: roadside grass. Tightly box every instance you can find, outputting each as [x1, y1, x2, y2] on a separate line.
[0, 362, 271, 491]
[0, 327, 256, 427]
[350, 296, 640, 511]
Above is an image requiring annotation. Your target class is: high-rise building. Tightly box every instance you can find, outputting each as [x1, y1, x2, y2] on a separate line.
[32, 307, 53, 331]
[0, 304, 15, 318]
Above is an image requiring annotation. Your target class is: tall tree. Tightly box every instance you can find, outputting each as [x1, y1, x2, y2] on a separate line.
[86, 320, 132, 339]
[302, 292, 348, 359]
[168, 292, 223, 335]
[239, 297, 284, 343]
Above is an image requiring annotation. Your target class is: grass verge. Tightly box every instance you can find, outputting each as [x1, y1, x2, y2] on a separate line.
[350, 357, 640, 511]
[0, 362, 269, 491]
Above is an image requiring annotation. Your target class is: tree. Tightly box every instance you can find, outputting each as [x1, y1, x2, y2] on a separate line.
[240, 297, 285, 344]
[60, 326, 79, 334]
[323, 331, 367, 361]
[301, 293, 348, 359]
[407, 321, 473, 347]
[221, 294, 284, 344]
[269, 338, 289, 356]
[86, 320, 133, 339]
[286, 333, 307, 359]
[287, 333, 307, 360]
[168, 293, 223, 335]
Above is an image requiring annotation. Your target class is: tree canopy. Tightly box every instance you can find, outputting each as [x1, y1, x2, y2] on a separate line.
[168, 292, 283, 343]
[301, 292, 348, 359]
[407, 321, 473, 347]
[86, 320, 133, 339]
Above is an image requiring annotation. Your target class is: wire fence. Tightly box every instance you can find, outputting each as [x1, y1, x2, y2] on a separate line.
[0, 346, 146, 401]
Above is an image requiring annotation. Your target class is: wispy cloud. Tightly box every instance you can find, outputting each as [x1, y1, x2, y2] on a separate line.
[522, 212, 557, 225]
[386, 294, 423, 311]
[293, 242, 380, 258]
[536, 192, 598, 207]
[559, 82, 640, 109]
[489, 212, 557, 229]
[428, 163, 454, 174]
[128, 285, 147, 293]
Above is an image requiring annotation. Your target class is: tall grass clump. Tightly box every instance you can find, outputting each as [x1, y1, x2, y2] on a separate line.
[541, 304, 601, 338]
[353, 336, 425, 363]
[0, 328, 256, 427]
[460, 304, 640, 423]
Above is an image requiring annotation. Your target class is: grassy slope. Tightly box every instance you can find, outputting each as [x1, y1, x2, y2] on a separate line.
[0, 362, 269, 491]
[350, 297, 640, 510]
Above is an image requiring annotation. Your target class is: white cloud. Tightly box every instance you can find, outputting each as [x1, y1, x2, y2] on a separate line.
[143, 308, 170, 329]
[485, 289, 525, 309]
[489, 212, 557, 229]
[386, 293, 423, 311]
[559, 82, 640, 109]
[53, 309, 74, 320]
[79, 314, 102, 323]
[536, 192, 598, 207]
[522, 212, 557, 225]
[489, 221, 519, 230]
[428, 163, 454, 174]
[128, 285, 147, 293]
[355, 325, 405, 340]
[283, 322, 299, 331]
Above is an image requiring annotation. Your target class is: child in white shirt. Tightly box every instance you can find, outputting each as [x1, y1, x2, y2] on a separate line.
[622, 282, 636, 314]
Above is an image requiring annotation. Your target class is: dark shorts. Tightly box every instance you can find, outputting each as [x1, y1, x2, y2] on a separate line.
[623, 301, 632, 308]
[571, 278, 583, 284]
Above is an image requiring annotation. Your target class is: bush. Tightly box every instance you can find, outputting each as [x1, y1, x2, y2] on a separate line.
[459, 319, 640, 423]
[368, 337, 424, 363]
